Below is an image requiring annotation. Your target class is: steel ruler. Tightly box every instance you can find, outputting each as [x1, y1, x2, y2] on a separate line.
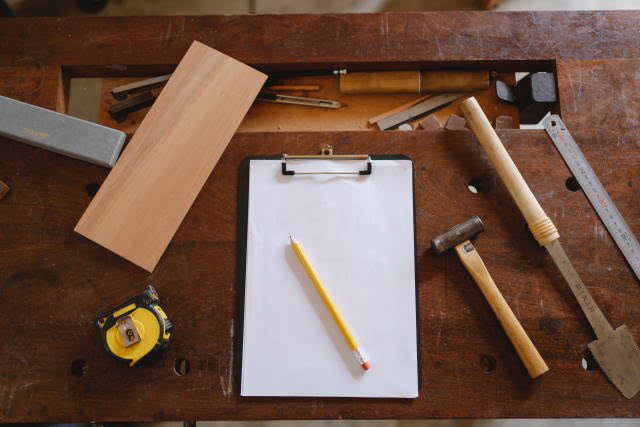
[542, 115, 640, 282]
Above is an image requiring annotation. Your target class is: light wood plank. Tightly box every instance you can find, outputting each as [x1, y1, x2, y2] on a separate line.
[75, 41, 266, 271]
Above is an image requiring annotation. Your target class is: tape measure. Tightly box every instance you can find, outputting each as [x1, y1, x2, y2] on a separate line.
[95, 285, 172, 366]
[543, 115, 640, 282]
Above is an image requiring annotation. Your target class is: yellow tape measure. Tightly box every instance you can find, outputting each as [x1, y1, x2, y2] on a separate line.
[95, 285, 172, 366]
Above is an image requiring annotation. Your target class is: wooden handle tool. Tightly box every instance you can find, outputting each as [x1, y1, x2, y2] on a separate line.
[455, 241, 549, 378]
[460, 97, 559, 246]
[340, 70, 490, 94]
[431, 216, 549, 379]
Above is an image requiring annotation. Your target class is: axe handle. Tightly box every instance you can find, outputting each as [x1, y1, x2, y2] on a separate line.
[455, 241, 549, 379]
[460, 97, 559, 246]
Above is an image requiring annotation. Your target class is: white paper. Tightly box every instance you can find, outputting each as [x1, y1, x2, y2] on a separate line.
[241, 159, 418, 398]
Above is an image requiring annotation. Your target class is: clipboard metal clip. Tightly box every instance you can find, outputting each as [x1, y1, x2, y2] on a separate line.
[281, 146, 372, 176]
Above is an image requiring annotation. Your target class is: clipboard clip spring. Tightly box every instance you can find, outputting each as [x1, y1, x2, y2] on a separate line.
[281, 148, 372, 176]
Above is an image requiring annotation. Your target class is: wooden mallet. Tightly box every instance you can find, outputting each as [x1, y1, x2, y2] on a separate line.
[431, 216, 549, 379]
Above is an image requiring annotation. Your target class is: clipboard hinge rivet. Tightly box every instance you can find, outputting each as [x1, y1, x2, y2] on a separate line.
[321, 145, 334, 156]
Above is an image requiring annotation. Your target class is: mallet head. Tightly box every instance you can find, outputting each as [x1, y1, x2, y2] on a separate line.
[431, 216, 485, 254]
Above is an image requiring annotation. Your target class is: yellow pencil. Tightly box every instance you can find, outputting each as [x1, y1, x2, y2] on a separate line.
[289, 235, 370, 371]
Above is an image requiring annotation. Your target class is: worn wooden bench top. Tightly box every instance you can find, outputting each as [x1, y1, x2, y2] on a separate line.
[1, 12, 640, 421]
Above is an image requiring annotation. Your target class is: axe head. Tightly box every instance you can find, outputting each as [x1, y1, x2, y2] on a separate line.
[588, 325, 640, 399]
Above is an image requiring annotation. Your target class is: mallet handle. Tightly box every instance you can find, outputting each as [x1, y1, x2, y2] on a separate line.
[455, 241, 549, 379]
[460, 97, 559, 246]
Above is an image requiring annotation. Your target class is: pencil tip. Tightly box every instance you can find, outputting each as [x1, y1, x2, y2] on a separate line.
[289, 235, 294, 242]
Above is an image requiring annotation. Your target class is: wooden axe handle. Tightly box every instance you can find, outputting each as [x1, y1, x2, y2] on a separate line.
[460, 97, 559, 246]
[455, 241, 549, 379]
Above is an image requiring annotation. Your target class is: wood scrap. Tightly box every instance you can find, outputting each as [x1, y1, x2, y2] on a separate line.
[418, 114, 442, 130]
[495, 115, 515, 129]
[445, 114, 467, 130]
[75, 41, 267, 272]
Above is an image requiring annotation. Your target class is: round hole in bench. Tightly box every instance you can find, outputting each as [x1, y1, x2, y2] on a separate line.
[565, 176, 580, 192]
[480, 354, 497, 373]
[468, 177, 490, 194]
[582, 350, 598, 371]
[174, 358, 190, 376]
[71, 359, 87, 377]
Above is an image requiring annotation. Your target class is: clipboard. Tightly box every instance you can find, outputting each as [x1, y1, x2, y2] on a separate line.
[237, 149, 419, 398]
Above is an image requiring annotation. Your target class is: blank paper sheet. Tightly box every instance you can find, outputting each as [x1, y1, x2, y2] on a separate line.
[241, 158, 418, 398]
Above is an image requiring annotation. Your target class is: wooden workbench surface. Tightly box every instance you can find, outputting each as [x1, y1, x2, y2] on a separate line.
[1, 12, 640, 421]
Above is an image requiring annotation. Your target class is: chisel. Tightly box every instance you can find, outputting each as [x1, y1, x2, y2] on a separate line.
[109, 90, 159, 123]
[110, 74, 171, 100]
[461, 96, 640, 399]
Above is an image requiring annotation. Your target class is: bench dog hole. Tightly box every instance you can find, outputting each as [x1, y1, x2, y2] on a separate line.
[71, 359, 87, 377]
[565, 176, 580, 192]
[480, 354, 497, 373]
[174, 358, 190, 376]
[468, 177, 491, 194]
[582, 350, 598, 371]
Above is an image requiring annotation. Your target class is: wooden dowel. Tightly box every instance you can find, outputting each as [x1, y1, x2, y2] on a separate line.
[455, 242, 549, 379]
[341, 70, 490, 94]
[460, 97, 559, 246]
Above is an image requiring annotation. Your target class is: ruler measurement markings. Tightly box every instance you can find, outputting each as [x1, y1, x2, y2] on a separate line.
[543, 115, 640, 282]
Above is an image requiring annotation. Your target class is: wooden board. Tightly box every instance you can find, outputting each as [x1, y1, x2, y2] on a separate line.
[75, 41, 266, 271]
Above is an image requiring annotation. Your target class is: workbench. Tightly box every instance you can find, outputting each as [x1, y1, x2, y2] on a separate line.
[1, 11, 640, 421]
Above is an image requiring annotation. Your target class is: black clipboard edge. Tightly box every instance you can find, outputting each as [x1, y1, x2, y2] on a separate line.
[234, 154, 421, 398]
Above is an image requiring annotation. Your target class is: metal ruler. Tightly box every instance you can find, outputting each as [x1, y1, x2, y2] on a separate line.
[376, 93, 463, 130]
[256, 92, 341, 109]
[542, 115, 640, 282]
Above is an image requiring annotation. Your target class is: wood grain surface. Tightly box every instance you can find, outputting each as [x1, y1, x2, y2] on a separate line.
[557, 59, 640, 135]
[75, 41, 266, 271]
[1, 12, 639, 68]
[2, 130, 640, 420]
[1, 11, 640, 421]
